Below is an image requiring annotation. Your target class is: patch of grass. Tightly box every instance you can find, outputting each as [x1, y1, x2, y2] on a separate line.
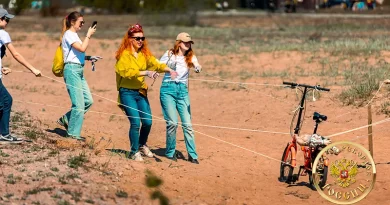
[62, 189, 82, 202]
[23, 129, 44, 140]
[48, 149, 60, 157]
[4, 193, 14, 199]
[52, 194, 61, 199]
[51, 167, 59, 172]
[17, 167, 27, 172]
[67, 152, 89, 169]
[85, 199, 95, 204]
[58, 175, 67, 185]
[25, 187, 53, 195]
[35, 156, 49, 162]
[66, 173, 80, 180]
[339, 79, 379, 106]
[380, 101, 390, 116]
[338, 62, 390, 106]
[115, 190, 128, 198]
[0, 150, 10, 157]
[6, 174, 22, 184]
[11, 112, 23, 122]
[28, 86, 38, 92]
[294, 66, 310, 77]
[57, 200, 71, 205]
[16, 159, 33, 165]
[261, 70, 289, 78]
[239, 71, 256, 80]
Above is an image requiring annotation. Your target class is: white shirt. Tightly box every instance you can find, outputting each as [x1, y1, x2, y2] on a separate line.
[0, 30, 11, 79]
[62, 30, 85, 65]
[159, 50, 199, 85]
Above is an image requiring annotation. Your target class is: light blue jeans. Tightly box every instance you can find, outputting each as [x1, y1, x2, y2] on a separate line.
[160, 82, 198, 159]
[61, 63, 93, 137]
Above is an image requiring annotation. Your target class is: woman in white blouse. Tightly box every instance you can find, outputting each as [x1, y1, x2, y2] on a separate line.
[159, 32, 202, 164]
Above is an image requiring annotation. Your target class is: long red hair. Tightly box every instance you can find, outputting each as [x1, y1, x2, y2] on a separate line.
[170, 41, 194, 68]
[115, 23, 152, 60]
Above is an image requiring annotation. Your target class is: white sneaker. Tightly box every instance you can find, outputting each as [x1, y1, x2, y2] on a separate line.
[131, 152, 144, 161]
[0, 134, 23, 144]
[140, 145, 154, 158]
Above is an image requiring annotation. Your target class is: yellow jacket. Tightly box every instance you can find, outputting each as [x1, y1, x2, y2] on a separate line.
[115, 50, 167, 91]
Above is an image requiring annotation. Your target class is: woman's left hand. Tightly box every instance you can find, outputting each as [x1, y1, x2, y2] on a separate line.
[195, 65, 202, 73]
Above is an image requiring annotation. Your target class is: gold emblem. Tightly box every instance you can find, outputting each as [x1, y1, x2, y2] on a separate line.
[312, 141, 376, 204]
[330, 158, 358, 188]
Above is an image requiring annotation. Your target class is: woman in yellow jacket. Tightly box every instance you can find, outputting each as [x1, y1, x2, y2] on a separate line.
[115, 23, 177, 161]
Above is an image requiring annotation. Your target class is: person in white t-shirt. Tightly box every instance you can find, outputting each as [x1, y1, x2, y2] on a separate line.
[0, 8, 41, 144]
[56, 11, 100, 141]
[159, 32, 202, 164]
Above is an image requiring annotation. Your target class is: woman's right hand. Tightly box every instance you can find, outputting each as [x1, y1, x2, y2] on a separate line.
[87, 25, 97, 38]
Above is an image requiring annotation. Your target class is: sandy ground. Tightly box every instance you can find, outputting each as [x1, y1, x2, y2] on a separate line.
[0, 17, 389, 204]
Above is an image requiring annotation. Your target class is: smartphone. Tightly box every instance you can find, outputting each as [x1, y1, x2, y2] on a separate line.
[91, 21, 97, 28]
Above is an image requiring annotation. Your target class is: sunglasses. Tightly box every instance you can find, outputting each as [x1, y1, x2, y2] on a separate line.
[80, 21, 85, 25]
[131, 37, 146, 41]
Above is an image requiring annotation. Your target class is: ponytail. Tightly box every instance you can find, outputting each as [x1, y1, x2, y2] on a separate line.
[59, 11, 83, 42]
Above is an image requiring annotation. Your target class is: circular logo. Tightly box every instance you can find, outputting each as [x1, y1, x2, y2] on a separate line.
[312, 141, 376, 204]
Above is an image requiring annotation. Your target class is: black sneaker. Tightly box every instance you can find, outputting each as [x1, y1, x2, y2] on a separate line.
[0, 134, 23, 144]
[56, 116, 68, 130]
[166, 152, 178, 162]
[188, 156, 199, 164]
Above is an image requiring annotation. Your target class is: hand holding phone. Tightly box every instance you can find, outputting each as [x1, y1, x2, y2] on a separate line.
[91, 21, 97, 28]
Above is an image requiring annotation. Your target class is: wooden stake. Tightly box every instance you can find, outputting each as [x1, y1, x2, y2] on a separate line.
[368, 104, 373, 158]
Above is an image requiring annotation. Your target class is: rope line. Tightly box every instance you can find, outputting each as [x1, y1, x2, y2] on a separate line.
[327, 117, 390, 138]
[189, 78, 285, 87]
[9, 73, 292, 166]
[14, 100, 290, 135]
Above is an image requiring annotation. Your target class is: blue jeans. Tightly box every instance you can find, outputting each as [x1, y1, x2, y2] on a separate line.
[160, 82, 198, 159]
[119, 87, 152, 155]
[61, 63, 93, 137]
[0, 79, 12, 136]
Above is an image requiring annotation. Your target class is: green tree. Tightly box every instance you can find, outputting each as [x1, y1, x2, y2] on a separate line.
[40, 0, 61, 17]
[12, 0, 33, 15]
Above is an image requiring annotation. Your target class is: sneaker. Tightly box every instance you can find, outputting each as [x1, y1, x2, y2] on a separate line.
[56, 116, 68, 130]
[0, 134, 23, 144]
[130, 152, 144, 161]
[66, 135, 86, 142]
[188, 156, 199, 164]
[140, 145, 154, 158]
